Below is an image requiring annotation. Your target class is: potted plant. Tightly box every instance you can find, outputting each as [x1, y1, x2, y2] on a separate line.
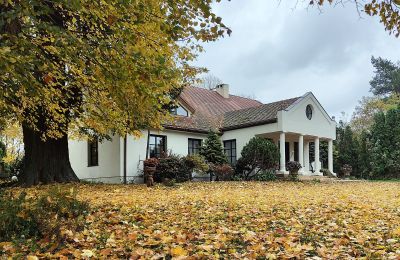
[143, 158, 159, 185]
[341, 164, 352, 179]
[286, 161, 302, 180]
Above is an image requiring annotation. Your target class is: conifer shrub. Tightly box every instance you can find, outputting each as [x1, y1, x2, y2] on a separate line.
[199, 131, 227, 165]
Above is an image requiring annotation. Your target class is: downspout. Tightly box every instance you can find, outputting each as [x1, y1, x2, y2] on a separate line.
[123, 135, 127, 184]
[145, 129, 150, 159]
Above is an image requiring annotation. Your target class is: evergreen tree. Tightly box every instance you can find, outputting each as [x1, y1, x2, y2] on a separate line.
[370, 57, 400, 96]
[199, 131, 227, 166]
[334, 124, 360, 177]
[357, 130, 371, 179]
[370, 107, 400, 178]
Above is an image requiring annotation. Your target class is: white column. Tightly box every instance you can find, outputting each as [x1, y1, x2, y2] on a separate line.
[314, 137, 321, 174]
[289, 141, 294, 161]
[328, 139, 334, 174]
[298, 135, 304, 173]
[304, 141, 310, 174]
[279, 132, 286, 172]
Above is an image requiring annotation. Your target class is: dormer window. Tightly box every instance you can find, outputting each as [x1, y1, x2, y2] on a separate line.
[171, 105, 188, 117]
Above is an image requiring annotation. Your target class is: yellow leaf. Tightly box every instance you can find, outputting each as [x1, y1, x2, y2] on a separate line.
[393, 227, 400, 237]
[171, 246, 188, 256]
[81, 249, 94, 258]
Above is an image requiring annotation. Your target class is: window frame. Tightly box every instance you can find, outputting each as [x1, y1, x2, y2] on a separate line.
[188, 138, 202, 155]
[306, 104, 313, 120]
[88, 138, 99, 167]
[170, 105, 188, 117]
[223, 139, 237, 165]
[148, 134, 167, 158]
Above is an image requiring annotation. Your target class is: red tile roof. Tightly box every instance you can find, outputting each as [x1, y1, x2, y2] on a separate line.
[179, 86, 262, 116]
[164, 86, 300, 133]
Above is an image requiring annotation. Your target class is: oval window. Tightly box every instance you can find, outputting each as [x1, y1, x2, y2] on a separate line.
[306, 105, 313, 120]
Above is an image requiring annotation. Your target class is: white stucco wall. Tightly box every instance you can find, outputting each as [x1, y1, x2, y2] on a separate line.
[222, 123, 280, 160]
[126, 129, 208, 183]
[280, 94, 336, 140]
[68, 136, 121, 183]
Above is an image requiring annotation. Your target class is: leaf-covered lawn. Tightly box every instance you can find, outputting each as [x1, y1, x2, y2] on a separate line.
[2, 181, 400, 259]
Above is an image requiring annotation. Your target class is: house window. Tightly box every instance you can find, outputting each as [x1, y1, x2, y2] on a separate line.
[170, 105, 188, 117]
[306, 105, 313, 120]
[294, 142, 299, 162]
[224, 139, 237, 165]
[88, 138, 99, 167]
[149, 135, 167, 158]
[188, 138, 202, 155]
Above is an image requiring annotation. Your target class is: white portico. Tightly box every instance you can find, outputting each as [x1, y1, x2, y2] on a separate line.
[275, 132, 334, 175]
[254, 92, 336, 175]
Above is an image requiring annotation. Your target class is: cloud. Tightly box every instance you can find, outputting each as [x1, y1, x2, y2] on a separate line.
[193, 0, 400, 119]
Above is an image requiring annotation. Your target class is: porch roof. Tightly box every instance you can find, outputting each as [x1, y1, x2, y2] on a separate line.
[221, 97, 300, 131]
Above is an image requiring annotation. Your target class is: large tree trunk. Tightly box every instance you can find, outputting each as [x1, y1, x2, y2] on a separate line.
[20, 124, 79, 186]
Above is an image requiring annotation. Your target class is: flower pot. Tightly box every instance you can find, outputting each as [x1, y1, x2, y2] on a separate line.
[144, 166, 156, 174]
[289, 170, 299, 181]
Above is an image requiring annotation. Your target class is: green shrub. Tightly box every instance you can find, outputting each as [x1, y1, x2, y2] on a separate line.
[253, 170, 277, 181]
[184, 155, 209, 175]
[0, 187, 89, 242]
[155, 154, 190, 182]
[162, 178, 176, 187]
[154, 154, 210, 183]
[234, 137, 279, 180]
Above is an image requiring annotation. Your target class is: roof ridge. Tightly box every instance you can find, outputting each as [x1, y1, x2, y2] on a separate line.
[224, 96, 300, 115]
[228, 93, 262, 103]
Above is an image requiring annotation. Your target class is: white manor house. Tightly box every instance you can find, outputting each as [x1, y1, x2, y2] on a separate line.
[69, 85, 337, 183]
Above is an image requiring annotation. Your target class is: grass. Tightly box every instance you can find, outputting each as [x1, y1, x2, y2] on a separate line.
[1, 181, 400, 258]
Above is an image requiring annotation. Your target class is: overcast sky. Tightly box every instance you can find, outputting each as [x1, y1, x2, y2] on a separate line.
[193, 1, 400, 120]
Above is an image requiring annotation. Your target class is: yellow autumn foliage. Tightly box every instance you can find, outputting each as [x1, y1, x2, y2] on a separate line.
[2, 181, 400, 259]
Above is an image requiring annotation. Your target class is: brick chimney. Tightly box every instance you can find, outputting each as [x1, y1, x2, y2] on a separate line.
[215, 84, 230, 98]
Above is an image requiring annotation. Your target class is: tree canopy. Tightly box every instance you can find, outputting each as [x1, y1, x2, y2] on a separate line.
[313, 1, 400, 37]
[0, 0, 230, 139]
[0, 0, 230, 185]
[351, 95, 400, 132]
[370, 56, 400, 96]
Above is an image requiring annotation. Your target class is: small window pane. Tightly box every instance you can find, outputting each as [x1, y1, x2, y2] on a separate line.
[149, 135, 167, 158]
[176, 106, 188, 116]
[188, 138, 202, 155]
[224, 140, 237, 165]
[88, 138, 99, 167]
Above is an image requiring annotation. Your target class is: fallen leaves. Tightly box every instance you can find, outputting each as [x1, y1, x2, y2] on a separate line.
[2, 181, 400, 259]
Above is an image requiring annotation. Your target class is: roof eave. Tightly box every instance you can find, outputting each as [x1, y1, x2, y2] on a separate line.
[163, 125, 211, 134]
[221, 118, 277, 132]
